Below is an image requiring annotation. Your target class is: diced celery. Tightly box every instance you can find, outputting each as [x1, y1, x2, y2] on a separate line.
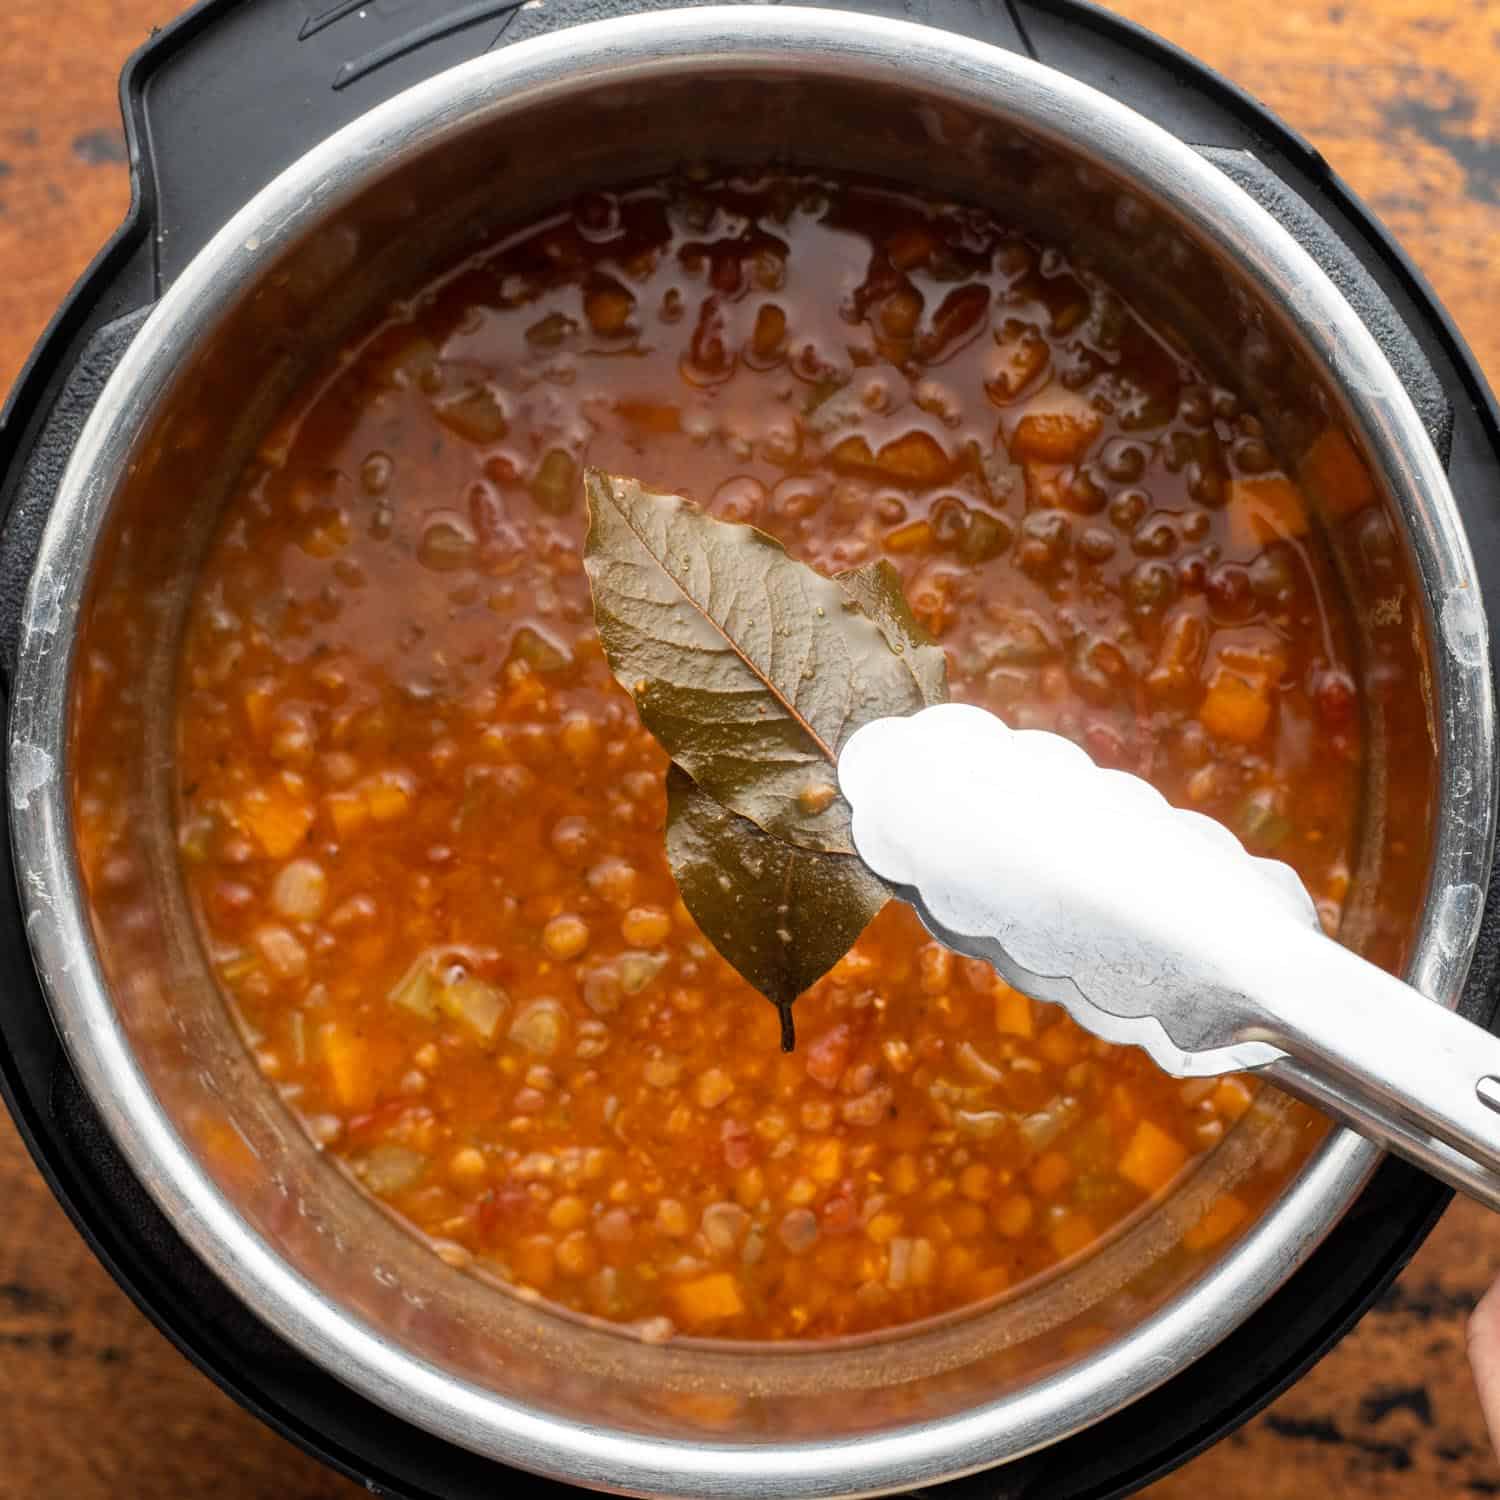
[438, 975, 508, 1041]
[388, 954, 440, 1018]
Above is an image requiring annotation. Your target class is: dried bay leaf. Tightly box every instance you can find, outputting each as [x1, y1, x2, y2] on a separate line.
[583, 469, 933, 854]
[664, 767, 890, 1050]
[835, 559, 948, 709]
[583, 469, 952, 1046]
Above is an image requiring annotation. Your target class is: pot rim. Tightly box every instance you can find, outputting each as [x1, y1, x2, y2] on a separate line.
[8, 8, 1494, 1496]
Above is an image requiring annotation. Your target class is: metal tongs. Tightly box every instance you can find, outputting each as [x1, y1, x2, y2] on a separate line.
[839, 702, 1500, 1212]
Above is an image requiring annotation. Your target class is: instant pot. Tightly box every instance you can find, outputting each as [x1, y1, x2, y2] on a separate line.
[4, 1, 1500, 1497]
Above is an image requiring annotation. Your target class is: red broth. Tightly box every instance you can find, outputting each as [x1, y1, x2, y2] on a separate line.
[167, 173, 1363, 1340]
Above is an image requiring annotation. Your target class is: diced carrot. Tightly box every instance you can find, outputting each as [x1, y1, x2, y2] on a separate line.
[242, 683, 275, 740]
[1213, 1076, 1255, 1121]
[877, 431, 952, 483]
[1199, 668, 1273, 744]
[1037, 1022, 1080, 1067]
[1118, 1120, 1188, 1195]
[985, 324, 1050, 406]
[808, 1138, 843, 1183]
[1183, 1193, 1249, 1252]
[672, 1271, 745, 1326]
[319, 1023, 375, 1111]
[994, 984, 1034, 1037]
[325, 790, 369, 839]
[830, 435, 875, 471]
[1227, 475, 1310, 547]
[1009, 392, 1102, 463]
[616, 401, 681, 434]
[240, 782, 314, 859]
[1299, 425, 1375, 519]
[833, 431, 954, 486]
[884, 520, 934, 553]
[1049, 1212, 1097, 1259]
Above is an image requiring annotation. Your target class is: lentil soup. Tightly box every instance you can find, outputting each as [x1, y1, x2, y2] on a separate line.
[169, 173, 1364, 1343]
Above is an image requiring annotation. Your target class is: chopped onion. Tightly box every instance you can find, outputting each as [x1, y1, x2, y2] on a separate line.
[955, 1109, 1009, 1139]
[1018, 1096, 1081, 1151]
[956, 1041, 1003, 1085]
[928, 1076, 990, 1107]
[356, 1144, 427, 1196]
[438, 974, 507, 1041]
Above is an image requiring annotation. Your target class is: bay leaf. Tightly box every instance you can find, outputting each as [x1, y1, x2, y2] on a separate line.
[664, 766, 890, 1051]
[835, 559, 949, 709]
[583, 469, 932, 854]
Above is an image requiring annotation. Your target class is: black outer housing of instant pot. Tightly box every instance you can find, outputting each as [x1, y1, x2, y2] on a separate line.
[2, 1, 1499, 1496]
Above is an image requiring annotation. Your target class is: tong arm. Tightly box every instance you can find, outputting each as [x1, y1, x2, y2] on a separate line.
[838, 704, 1500, 1211]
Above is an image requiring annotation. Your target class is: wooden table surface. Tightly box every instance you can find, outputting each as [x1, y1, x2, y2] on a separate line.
[2, 1, 1499, 1495]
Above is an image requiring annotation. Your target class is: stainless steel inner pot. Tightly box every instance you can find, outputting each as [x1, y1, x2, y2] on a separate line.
[8, 8, 1495, 1497]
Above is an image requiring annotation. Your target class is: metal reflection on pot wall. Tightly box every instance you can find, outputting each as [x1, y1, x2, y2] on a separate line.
[5, 9, 1493, 1498]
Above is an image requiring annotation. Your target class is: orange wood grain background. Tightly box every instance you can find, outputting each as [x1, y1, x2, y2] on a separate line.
[2, 1, 1498, 1495]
